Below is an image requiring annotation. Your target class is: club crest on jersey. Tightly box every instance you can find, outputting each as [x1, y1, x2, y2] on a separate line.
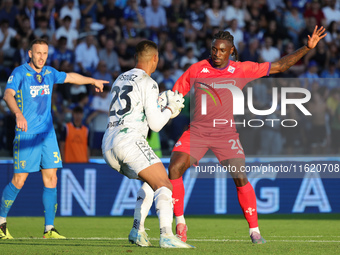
[200, 68, 210, 73]
[227, 66, 235, 73]
[20, 160, 26, 169]
[34, 73, 44, 84]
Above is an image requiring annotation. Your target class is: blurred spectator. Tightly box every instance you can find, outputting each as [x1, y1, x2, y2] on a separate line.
[260, 111, 283, 155]
[79, 15, 101, 40]
[328, 89, 340, 153]
[324, 21, 340, 47]
[59, 0, 81, 30]
[0, 19, 19, 66]
[243, 20, 262, 47]
[144, 0, 167, 34]
[0, 0, 19, 28]
[225, 19, 244, 53]
[121, 17, 140, 47]
[240, 38, 260, 62]
[80, 0, 103, 27]
[68, 92, 91, 122]
[179, 47, 198, 69]
[299, 16, 317, 47]
[75, 34, 99, 76]
[304, 39, 329, 69]
[98, 38, 121, 79]
[307, 89, 328, 154]
[93, 60, 113, 85]
[60, 106, 90, 163]
[38, 0, 57, 32]
[322, 0, 340, 26]
[18, 0, 37, 29]
[205, 0, 225, 30]
[259, 36, 280, 63]
[281, 42, 304, 76]
[102, 0, 124, 25]
[160, 40, 178, 70]
[13, 37, 29, 67]
[284, 1, 305, 48]
[160, 64, 175, 90]
[86, 85, 111, 156]
[184, 0, 207, 44]
[321, 60, 340, 90]
[225, 0, 251, 29]
[52, 36, 75, 69]
[299, 60, 319, 90]
[166, 0, 186, 27]
[34, 16, 53, 41]
[167, 17, 185, 55]
[53, 15, 79, 50]
[117, 39, 135, 72]
[304, 0, 326, 27]
[263, 19, 289, 51]
[17, 16, 36, 43]
[123, 0, 146, 30]
[98, 16, 121, 48]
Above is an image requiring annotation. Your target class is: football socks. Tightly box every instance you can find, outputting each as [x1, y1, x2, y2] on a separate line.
[237, 182, 258, 228]
[0, 182, 21, 218]
[133, 182, 154, 232]
[43, 187, 57, 226]
[154, 187, 173, 236]
[170, 177, 185, 217]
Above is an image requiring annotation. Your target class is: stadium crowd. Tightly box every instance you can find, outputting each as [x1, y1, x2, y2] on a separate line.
[0, 0, 340, 157]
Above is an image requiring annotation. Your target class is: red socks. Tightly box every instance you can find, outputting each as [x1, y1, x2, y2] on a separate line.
[170, 177, 185, 216]
[236, 182, 258, 228]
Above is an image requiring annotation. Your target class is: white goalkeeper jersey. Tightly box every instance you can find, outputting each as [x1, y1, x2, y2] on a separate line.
[102, 68, 171, 153]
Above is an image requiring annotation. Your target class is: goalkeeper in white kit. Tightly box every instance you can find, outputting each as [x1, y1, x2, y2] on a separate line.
[102, 40, 194, 248]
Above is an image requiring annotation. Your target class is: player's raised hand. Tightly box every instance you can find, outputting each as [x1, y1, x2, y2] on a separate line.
[94, 79, 110, 92]
[307, 26, 327, 49]
[16, 112, 27, 132]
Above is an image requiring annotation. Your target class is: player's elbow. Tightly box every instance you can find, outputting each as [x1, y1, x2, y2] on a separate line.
[149, 124, 162, 133]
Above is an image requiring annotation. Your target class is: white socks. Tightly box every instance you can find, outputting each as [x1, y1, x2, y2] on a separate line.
[45, 225, 54, 232]
[133, 182, 154, 232]
[249, 227, 260, 236]
[176, 215, 186, 225]
[0, 216, 6, 225]
[154, 186, 173, 236]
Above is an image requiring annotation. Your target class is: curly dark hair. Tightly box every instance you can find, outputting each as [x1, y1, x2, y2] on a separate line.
[212, 31, 239, 61]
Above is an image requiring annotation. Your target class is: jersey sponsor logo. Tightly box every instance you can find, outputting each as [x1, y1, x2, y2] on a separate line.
[7, 75, 13, 83]
[175, 141, 182, 147]
[43, 70, 52, 76]
[227, 66, 235, 73]
[200, 68, 210, 73]
[20, 160, 26, 169]
[30, 85, 50, 98]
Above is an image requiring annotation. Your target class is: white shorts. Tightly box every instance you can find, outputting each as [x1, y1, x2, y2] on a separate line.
[103, 136, 161, 179]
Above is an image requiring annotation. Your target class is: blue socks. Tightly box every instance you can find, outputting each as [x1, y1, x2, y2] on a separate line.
[0, 182, 21, 218]
[43, 187, 57, 226]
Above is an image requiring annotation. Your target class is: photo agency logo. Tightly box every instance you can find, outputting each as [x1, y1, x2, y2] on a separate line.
[196, 78, 312, 128]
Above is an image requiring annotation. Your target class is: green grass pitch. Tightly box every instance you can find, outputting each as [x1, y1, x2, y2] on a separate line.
[1, 214, 339, 254]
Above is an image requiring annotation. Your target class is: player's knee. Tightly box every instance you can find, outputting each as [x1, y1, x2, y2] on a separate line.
[44, 175, 58, 188]
[11, 177, 26, 189]
[168, 162, 186, 180]
[153, 181, 173, 192]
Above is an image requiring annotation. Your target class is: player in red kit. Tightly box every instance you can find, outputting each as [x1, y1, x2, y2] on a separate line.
[129, 27, 326, 246]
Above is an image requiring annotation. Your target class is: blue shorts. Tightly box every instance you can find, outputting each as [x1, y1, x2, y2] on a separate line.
[13, 131, 62, 173]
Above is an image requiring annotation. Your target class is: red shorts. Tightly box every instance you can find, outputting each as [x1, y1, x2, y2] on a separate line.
[172, 128, 245, 163]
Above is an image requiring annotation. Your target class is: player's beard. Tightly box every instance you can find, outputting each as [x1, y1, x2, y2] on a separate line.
[32, 58, 46, 72]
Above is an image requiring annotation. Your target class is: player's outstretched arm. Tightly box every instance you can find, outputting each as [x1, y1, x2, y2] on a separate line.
[64, 72, 110, 92]
[269, 26, 327, 74]
[3, 88, 27, 132]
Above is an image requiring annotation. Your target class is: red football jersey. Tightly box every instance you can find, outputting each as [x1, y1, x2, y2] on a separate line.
[173, 59, 271, 135]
